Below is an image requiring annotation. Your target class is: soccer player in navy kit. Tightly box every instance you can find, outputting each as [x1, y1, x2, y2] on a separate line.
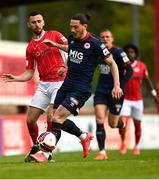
[31, 13, 123, 162]
[94, 29, 133, 160]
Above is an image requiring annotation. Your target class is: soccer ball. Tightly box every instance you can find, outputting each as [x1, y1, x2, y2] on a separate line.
[37, 132, 56, 152]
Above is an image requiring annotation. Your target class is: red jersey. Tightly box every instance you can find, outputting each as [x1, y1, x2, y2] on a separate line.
[124, 60, 149, 100]
[26, 30, 67, 82]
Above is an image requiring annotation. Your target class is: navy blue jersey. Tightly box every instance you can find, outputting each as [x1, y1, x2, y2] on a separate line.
[61, 32, 110, 93]
[95, 45, 130, 94]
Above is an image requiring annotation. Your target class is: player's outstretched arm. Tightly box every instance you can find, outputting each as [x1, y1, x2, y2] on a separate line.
[104, 54, 123, 99]
[1, 70, 34, 82]
[42, 39, 68, 52]
[144, 78, 159, 103]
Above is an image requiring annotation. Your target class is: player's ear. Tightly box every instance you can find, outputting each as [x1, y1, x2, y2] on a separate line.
[43, 19, 45, 27]
[83, 24, 87, 29]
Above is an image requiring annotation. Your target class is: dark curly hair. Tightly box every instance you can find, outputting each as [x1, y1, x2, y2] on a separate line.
[123, 44, 139, 57]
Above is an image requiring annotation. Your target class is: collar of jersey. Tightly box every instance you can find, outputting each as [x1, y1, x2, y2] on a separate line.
[79, 32, 90, 42]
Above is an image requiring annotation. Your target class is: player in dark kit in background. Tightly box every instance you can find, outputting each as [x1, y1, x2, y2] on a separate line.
[31, 13, 123, 163]
[94, 29, 133, 160]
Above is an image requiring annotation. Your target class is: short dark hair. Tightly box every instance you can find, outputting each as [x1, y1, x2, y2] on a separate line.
[71, 13, 90, 24]
[123, 43, 139, 57]
[28, 11, 43, 19]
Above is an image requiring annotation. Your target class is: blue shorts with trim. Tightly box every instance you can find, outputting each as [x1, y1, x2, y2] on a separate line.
[54, 88, 91, 116]
[94, 93, 124, 115]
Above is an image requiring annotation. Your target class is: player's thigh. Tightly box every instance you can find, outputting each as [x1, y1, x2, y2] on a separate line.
[62, 91, 91, 116]
[132, 101, 143, 120]
[49, 81, 64, 105]
[94, 94, 109, 123]
[120, 100, 131, 116]
[27, 106, 44, 124]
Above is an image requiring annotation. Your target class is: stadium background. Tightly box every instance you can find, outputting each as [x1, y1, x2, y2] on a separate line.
[0, 0, 159, 158]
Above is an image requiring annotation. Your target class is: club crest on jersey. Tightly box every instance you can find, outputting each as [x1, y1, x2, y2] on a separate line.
[35, 52, 40, 58]
[84, 43, 90, 49]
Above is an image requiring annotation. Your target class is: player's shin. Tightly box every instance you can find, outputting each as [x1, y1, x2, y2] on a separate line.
[51, 122, 62, 143]
[27, 123, 39, 144]
[62, 119, 83, 137]
[96, 123, 106, 151]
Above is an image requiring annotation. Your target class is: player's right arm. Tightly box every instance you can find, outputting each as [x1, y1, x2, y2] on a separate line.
[1, 69, 34, 82]
[42, 39, 68, 52]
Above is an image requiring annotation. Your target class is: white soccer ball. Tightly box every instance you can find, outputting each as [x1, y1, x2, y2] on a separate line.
[37, 132, 56, 152]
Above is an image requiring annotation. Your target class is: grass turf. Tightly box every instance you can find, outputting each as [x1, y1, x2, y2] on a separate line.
[0, 150, 159, 179]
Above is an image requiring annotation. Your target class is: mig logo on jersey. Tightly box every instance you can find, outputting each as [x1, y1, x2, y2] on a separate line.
[69, 49, 83, 64]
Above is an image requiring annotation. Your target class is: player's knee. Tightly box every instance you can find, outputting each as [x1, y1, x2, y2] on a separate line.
[26, 115, 37, 125]
[96, 117, 104, 124]
[52, 114, 63, 123]
[108, 120, 117, 128]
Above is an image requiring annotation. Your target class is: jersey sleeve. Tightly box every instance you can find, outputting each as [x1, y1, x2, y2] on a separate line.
[54, 31, 68, 45]
[95, 40, 111, 59]
[26, 48, 36, 70]
[143, 63, 149, 79]
[118, 48, 131, 66]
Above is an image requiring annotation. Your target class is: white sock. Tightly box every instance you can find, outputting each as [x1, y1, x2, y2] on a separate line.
[79, 132, 87, 140]
[99, 150, 106, 155]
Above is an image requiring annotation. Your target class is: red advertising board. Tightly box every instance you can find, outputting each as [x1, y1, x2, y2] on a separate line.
[1, 114, 46, 156]
[0, 54, 37, 105]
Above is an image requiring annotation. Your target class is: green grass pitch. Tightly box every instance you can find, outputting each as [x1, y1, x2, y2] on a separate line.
[0, 150, 159, 179]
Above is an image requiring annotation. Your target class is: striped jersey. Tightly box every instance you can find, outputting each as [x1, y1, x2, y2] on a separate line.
[125, 60, 149, 100]
[26, 30, 67, 82]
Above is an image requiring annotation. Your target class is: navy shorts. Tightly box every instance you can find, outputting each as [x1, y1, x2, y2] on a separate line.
[54, 88, 91, 116]
[94, 93, 124, 115]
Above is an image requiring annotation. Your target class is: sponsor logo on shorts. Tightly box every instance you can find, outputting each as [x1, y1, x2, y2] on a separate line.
[70, 97, 79, 107]
[115, 104, 121, 112]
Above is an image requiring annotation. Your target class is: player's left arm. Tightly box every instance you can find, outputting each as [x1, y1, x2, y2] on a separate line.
[104, 54, 123, 99]
[119, 51, 133, 88]
[143, 66, 159, 103]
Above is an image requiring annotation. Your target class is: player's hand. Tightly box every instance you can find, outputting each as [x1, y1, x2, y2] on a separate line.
[58, 66, 66, 77]
[112, 85, 123, 99]
[0, 73, 16, 82]
[42, 39, 57, 47]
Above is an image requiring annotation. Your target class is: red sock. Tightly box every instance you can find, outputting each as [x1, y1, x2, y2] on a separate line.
[134, 119, 141, 146]
[47, 121, 52, 131]
[27, 123, 38, 144]
[119, 128, 126, 142]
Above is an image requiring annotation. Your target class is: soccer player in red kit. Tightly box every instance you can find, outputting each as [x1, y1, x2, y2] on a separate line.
[119, 44, 159, 155]
[2, 11, 93, 162]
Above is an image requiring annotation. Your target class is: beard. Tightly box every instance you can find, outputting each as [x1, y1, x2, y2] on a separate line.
[33, 28, 43, 35]
[129, 57, 136, 62]
[72, 28, 85, 39]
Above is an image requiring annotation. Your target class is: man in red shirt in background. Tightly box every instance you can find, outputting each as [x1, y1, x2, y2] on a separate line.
[119, 44, 159, 155]
[2, 11, 93, 162]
